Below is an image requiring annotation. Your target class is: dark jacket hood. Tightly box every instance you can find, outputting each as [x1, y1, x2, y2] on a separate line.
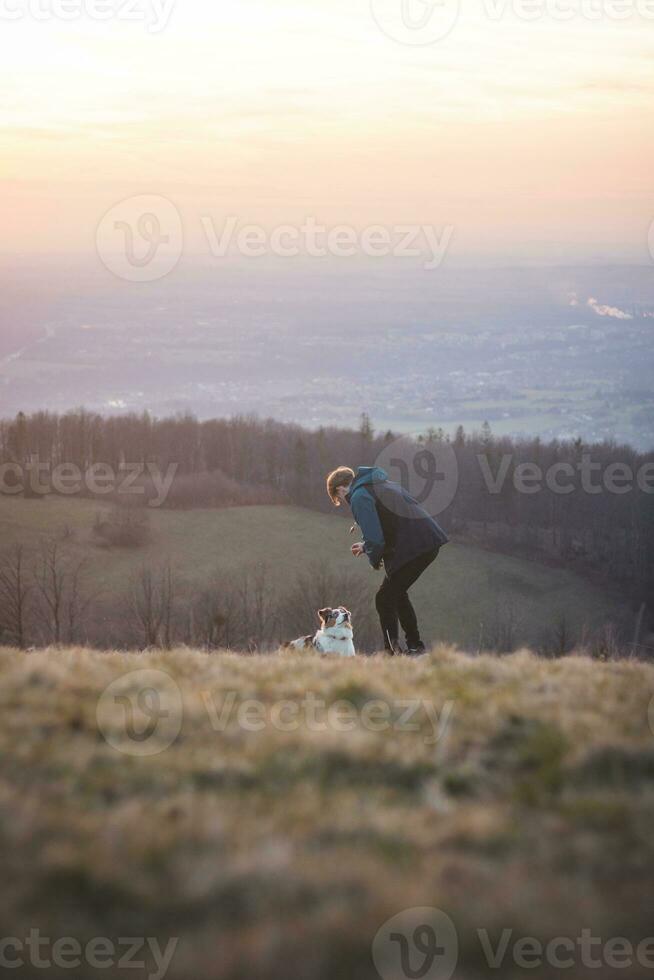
[348, 467, 388, 497]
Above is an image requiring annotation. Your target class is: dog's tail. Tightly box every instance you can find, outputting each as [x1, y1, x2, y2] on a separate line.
[283, 635, 314, 651]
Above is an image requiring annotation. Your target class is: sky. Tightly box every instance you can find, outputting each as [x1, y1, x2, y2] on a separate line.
[1, 0, 653, 264]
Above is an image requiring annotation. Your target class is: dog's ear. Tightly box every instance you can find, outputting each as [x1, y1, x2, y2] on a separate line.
[318, 607, 332, 624]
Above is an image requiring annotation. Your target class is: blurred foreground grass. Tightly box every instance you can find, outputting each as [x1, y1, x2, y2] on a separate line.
[0, 645, 653, 979]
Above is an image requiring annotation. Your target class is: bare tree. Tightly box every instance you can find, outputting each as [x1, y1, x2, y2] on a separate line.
[33, 539, 67, 644]
[486, 599, 523, 653]
[234, 563, 277, 650]
[548, 613, 573, 657]
[129, 567, 163, 648]
[0, 545, 32, 648]
[128, 560, 179, 649]
[64, 559, 96, 645]
[32, 538, 94, 645]
[191, 574, 238, 649]
[160, 560, 176, 649]
[538, 613, 573, 658]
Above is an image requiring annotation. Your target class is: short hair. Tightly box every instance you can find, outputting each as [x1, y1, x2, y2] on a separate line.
[326, 466, 355, 506]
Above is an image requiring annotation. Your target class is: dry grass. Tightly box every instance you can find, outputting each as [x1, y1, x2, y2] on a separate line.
[0, 645, 653, 979]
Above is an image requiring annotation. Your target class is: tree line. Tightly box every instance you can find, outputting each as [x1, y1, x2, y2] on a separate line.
[0, 541, 381, 652]
[1, 408, 653, 625]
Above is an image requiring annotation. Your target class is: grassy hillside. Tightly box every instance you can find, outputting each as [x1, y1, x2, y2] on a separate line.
[0, 645, 652, 979]
[0, 496, 626, 650]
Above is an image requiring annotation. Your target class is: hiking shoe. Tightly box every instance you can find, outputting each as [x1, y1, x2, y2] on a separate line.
[405, 642, 427, 657]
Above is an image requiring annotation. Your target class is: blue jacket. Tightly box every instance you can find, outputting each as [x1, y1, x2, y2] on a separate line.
[346, 466, 448, 576]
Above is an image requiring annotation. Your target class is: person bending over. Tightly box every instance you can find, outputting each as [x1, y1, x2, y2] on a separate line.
[326, 465, 448, 655]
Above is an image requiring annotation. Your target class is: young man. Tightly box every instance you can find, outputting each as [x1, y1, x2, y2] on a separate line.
[327, 465, 448, 655]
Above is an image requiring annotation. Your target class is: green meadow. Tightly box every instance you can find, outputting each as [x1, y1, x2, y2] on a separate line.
[0, 496, 625, 649]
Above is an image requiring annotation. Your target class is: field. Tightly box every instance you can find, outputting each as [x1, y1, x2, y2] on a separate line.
[0, 645, 653, 979]
[0, 497, 627, 650]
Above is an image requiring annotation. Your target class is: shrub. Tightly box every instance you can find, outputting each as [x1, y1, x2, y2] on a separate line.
[92, 506, 150, 549]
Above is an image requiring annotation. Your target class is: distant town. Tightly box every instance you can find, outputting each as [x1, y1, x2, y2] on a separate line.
[1, 262, 653, 449]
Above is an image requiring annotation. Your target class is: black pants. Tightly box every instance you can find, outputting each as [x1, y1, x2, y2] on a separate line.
[375, 548, 439, 650]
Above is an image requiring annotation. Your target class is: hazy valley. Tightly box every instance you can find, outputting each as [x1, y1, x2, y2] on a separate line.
[2, 262, 653, 448]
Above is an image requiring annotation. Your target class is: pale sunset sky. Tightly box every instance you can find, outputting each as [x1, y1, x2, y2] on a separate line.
[1, 0, 653, 262]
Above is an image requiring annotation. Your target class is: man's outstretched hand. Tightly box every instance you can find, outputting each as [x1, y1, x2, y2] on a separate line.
[351, 542, 365, 557]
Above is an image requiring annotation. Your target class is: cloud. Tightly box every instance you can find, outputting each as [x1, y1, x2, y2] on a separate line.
[587, 297, 633, 321]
